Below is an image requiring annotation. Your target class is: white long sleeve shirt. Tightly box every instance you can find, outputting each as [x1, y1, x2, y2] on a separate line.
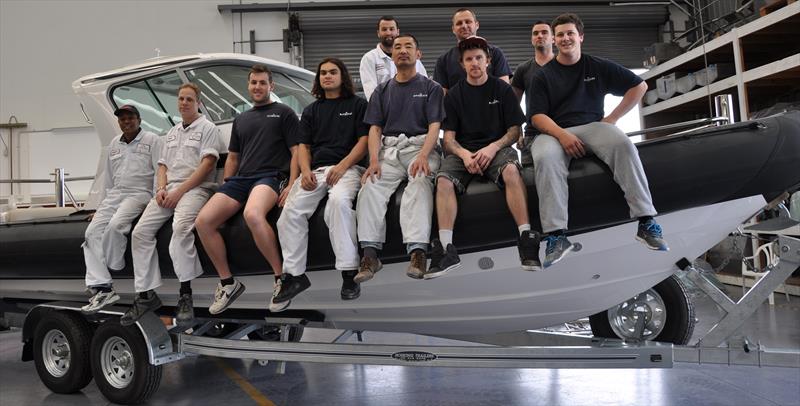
[359, 44, 428, 101]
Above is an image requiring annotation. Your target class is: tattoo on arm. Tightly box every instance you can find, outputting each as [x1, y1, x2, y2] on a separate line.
[493, 126, 521, 149]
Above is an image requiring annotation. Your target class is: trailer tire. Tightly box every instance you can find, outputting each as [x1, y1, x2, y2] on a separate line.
[589, 274, 695, 345]
[33, 310, 93, 393]
[90, 320, 162, 405]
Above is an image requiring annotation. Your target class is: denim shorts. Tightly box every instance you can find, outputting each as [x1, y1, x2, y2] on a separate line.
[436, 146, 521, 194]
[217, 172, 286, 204]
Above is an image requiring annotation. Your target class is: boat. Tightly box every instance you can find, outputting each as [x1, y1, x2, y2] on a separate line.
[2, 54, 799, 344]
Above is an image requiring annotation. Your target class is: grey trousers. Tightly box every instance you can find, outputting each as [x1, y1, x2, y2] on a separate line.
[530, 121, 657, 233]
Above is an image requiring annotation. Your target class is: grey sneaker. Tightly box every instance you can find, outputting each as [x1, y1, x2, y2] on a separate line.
[406, 250, 428, 279]
[269, 278, 290, 312]
[636, 219, 669, 251]
[354, 256, 382, 283]
[518, 230, 542, 271]
[120, 291, 162, 326]
[543, 234, 575, 268]
[175, 293, 194, 326]
[424, 241, 460, 280]
[81, 288, 121, 314]
[209, 280, 246, 315]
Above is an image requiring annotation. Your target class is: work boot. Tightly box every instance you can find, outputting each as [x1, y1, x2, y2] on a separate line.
[354, 256, 382, 283]
[424, 240, 461, 280]
[175, 293, 194, 326]
[273, 274, 311, 303]
[340, 270, 361, 300]
[518, 230, 543, 271]
[120, 291, 162, 326]
[406, 249, 428, 279]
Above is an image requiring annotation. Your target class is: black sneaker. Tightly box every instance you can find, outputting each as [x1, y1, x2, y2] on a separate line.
[175, 293, 194, 326]
[427, 239, 445, 275]
[424, 242, 460, 280]
[273, 274, 311, 303]
[120, 291, 162, 326]
[340, 270, 361, 300]
[518, 230, 543, 271]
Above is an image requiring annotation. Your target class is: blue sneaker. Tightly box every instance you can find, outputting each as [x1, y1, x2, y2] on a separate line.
[543, 234, 575, 268]
[636, 219, 669, 251]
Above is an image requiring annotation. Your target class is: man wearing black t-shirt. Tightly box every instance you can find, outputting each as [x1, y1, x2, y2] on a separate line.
[274, 58, 369, 306]
[511, 20, 555, 157]
[426, 36, 541, 280]
[528, 13, 668, 269]
[355, 34, 445, 282]
[433, 8, 512, 92]
[195, 65, 299, 315]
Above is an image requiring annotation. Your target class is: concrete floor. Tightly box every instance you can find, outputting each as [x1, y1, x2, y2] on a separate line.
[1, 287, 799, 406]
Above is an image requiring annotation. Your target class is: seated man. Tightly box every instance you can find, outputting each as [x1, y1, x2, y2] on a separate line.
[82, 105, 161, 313]
[528, 13, 668, 268]
[195, 65, 298, 315]
[122, 83, 224, 326]
[428, 36, 540, 280]
[355, 34, 444, 282]
[274, 58, 369, 306]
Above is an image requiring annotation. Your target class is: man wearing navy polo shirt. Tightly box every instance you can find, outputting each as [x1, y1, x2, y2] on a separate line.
[527, 13, 668, 269]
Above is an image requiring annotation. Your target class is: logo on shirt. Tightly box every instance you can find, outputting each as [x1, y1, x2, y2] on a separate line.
[267, 114, 281, 118]
[584, 76, 596, 82]
[488, 99, 500, 105]
[412, 93, 427, 98]
[339, 112, 353, 116]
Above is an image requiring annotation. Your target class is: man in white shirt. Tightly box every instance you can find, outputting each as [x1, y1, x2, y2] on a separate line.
[359, 15, 428, 100]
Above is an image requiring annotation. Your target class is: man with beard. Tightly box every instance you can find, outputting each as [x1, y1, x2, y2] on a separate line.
[434, 8, 511, 92]
[528, 13, 668, 269]
[359, 15, 428, 100]
[195, 65, 299, 315]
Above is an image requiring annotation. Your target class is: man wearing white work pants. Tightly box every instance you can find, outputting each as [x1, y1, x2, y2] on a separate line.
[122, 83, 224, 326]
[274, 57, 369, 308]
[82, 104, 161, 314]
[355, 34, 445, 282]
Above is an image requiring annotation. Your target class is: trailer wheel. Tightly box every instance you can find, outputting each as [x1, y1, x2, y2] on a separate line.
[90, 320, 162, 405]
[33, 310, 93, 393]
[589, 274, 695, 344]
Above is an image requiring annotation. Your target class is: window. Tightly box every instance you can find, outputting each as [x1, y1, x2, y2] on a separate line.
[185, 65, 316, 123]
[111, 71, 183, 135]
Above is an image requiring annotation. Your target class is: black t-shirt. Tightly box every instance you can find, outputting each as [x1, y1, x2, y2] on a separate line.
[364, 74, 445, 137]
[228, 102, 298, 176]
[443, 76, 525, 151]
[297, 96, 370, 169]
[433, 44, 512, 89]
[528, 53, 643, 129]
[511, 57, 546, 137]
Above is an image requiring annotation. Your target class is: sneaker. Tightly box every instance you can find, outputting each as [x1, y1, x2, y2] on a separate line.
[209, 280, 246, 315]
[340, 270, 361, 300]
[120, 291, 162, 326]
[269, 277, 290, 312]
[175, 293, 194, 326]
[518, 230, 543, 271]
[81, 288, 120, 314]
[543, 234, 575, 268]
[273, 274, 311, 303]
[406, 250, 428, 279]
[636, 219, 669, 251]
[424, 241, 461, 280]
[354, 256, 382, 283]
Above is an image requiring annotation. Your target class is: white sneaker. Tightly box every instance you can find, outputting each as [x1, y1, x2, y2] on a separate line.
[208, 280, 245, 315]
[81, 289, 120, 314]
[269, 278, 290, 312]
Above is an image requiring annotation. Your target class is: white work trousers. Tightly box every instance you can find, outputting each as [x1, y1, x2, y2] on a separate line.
[130, 185, 212, 293]
[277, 166, 364, 276]
[84, 192, 150, 287]
[356, 135, 441, 251]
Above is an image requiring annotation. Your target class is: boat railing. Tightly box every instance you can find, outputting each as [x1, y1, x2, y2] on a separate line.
[0, 168, 93, 208]
[627, 93, 736, 138]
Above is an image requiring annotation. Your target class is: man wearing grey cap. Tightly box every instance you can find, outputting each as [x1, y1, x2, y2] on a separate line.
[82, 104, 162, 314]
